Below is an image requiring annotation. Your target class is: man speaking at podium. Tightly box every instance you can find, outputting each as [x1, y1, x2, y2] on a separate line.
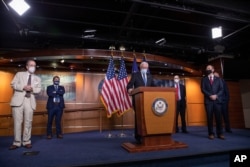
[127, 61, 156, 143]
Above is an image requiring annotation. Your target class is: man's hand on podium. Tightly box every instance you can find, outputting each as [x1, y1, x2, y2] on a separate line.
[128, 88, 133, 95]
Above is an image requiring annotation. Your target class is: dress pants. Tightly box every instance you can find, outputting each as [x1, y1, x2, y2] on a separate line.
[12, 97, 33, 146]
[176, 100, 187, 132]
[47, 105, 63, 136]
[205, 102, 223, 136]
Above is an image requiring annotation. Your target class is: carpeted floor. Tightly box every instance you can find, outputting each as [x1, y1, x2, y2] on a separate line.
[0, 126, 249, 167]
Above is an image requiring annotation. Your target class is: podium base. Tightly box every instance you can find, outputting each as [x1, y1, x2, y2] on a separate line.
[122, 140, 187, 153]
[122, 135, 188, 153]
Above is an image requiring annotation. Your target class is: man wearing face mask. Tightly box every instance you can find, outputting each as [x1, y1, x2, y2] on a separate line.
[173, 75, 188, 133]
[46, 76, 65, 139]
[9, 60, 42, 150]
[127, 61, 156, 143]
[201, 65, 224, 140]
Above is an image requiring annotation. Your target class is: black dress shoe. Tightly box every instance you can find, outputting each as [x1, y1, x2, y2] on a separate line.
[208, 134, 215, 140]
[47, 135, 52, 139]
[9, 145, 19, 150]
[218, 135, 225, 140]
[57, 134, 63, 139]
[226, 130, 232, 133]
[24, 144, 32, 149]
[182, 130, 188, 133]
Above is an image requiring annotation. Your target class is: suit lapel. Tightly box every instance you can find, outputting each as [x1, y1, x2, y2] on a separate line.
[145, 74, 150, 86]
[138, 72, 144, 84]
[22, 72, 28, 85]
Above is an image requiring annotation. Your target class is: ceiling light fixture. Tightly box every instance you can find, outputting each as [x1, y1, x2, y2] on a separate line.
[8, 0, 30, 16]
[155, 38, 166, 46]
[109, 45, 115, 50]
[82, 34, 95, 38]
[82, 29, 96, 38]
[211, 26, 222, 39]
[84, 29, 96, 33]
[119, 46, 125, 51]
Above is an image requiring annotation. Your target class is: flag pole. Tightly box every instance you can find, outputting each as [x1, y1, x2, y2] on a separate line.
[118, 115, 127, 137]
[117, 48, 127, 138]
[105, 117, 114, 138]
[104, 45, 116, 138]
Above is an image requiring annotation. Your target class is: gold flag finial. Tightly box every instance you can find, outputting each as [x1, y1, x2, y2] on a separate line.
[119, 45, 125, 57]
[109, 45, 115, 57]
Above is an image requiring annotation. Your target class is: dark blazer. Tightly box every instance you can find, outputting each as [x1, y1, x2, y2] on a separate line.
[127, 72, 156, 90]
[201, 76, 224, 104]
[173, 83, 186, 105]
[46, 85, 65, 109]
[221, 79, 230, 103]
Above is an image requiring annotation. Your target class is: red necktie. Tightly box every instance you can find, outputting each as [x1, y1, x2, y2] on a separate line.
[209, 76, 213, 85]
[175, 83, 180, 100]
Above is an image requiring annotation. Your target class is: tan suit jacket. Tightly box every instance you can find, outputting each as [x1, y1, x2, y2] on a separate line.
[10, 71, 42, 110]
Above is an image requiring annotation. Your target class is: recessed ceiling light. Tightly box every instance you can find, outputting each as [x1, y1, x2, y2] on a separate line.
[211, 26, 222, 39]
[84, 29, 96, 33]
[8, 0, 30, 16]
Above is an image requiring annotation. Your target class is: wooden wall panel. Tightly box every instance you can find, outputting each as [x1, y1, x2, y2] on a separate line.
[75, 73, 84, 103]
[0, 72, 14, 136]
[226, 81, 245, 128]
[239, 80, 250, 128]
[0, 71, 13, 103]
[185, 77, 206, 126]
[32, 115, 47, 135]
[83, 73, 104, 103]
[0, 117, 13, 136]
[187, 104, 206, 126]
[0, 71, 13, 115]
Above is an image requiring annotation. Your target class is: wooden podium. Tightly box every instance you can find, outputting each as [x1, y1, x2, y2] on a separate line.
[122, 87, 187, 153]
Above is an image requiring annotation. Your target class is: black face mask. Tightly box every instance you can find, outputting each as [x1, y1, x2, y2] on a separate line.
[54, 81, 60, 85]
[205, 70, 212, 75]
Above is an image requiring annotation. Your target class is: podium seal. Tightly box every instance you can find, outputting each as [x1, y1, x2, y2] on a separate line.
[152, 98, 168, 116]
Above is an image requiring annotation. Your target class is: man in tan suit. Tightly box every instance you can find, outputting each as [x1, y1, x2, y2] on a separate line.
[9, 60, 41, 150]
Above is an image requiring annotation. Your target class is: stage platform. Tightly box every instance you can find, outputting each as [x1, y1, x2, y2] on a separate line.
[0, 126, 249, 167]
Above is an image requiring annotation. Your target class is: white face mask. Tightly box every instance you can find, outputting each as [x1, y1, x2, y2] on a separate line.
[174, 79, 179, 83]
[28, 66, 36, 73]
[141, 69, 147, 74]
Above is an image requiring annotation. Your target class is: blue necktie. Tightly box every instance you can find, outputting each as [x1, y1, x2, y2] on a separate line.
[143, 73, 147, 86]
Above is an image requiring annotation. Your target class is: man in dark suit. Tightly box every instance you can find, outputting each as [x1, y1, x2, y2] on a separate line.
[214, 72, 232, 133]
[173, 75, 188, 133]
[127, 61, 156, 143]
[46, 76, 65, 139]
[201, 65, 225, 140]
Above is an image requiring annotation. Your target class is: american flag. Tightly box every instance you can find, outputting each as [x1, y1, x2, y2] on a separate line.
[117, 58, 133, 116]
[132, 56, 139, 73]
[100, 57, 120, 117]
